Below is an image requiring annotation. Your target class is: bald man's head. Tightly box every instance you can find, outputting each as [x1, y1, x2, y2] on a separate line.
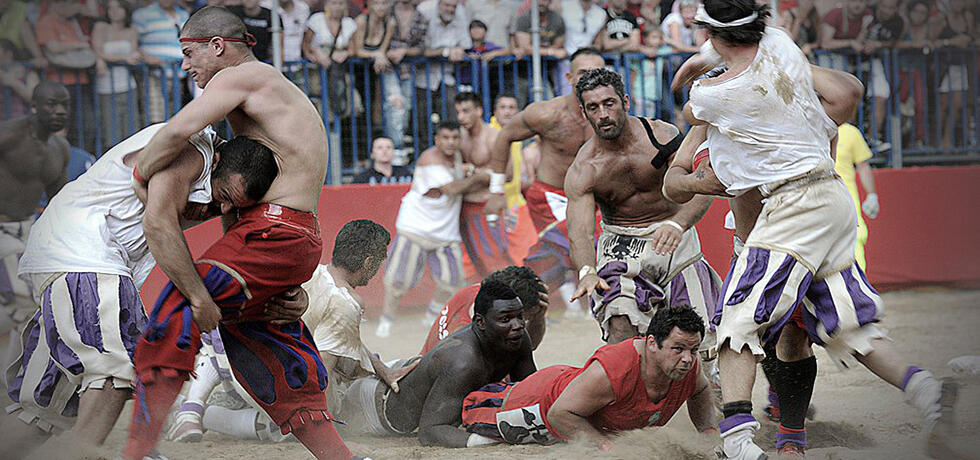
[180, 6, 248, 41]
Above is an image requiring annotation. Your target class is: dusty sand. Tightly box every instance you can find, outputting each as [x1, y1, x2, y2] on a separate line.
[8, 289, 980, 460]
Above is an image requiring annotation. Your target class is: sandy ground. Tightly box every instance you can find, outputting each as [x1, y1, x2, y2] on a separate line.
[5, 288, 980, 460]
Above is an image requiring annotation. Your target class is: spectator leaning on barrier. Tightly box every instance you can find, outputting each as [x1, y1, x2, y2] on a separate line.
[0, 0, 46, 66]
[597, 0, 641, 52]
[933, 0, 973, 149]
[91, 0, 140, 146]
[461, 20, 509, 92]
[228, 0, 282, 63]
[513, 0, 566, 59]
[895, 0, 933, 146]
[779, 0, 821, 56]
[261, 0, 310, 63]
[862, 0, 903, 153]
[354, 0, 402, 145]
[352, 136, 412, 184]
[819, 0, 872, 62]
[386, 0, 428, 149]
[35, 0, 98, 151]
[0, 38, 40, 120]
[466, 0, 518, 50]
[421, 0, 471, 120]
[133, 0, 189, 123]
[304, 0, 359, 116]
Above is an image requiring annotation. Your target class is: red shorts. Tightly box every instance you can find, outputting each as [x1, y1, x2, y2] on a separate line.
[135, 203, 327, 430]
[524, 180, 565, 234]
[459, 201, 514, 279]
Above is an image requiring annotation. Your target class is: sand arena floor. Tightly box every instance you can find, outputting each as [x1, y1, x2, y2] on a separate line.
[7, 288, 980, 460]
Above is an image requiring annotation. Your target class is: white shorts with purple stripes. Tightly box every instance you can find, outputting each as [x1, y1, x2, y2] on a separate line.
[5, 272, 145, 432]
[713, 173, 886, 368]
[383, 232, 466, 295]
[593, 221, 722, 349]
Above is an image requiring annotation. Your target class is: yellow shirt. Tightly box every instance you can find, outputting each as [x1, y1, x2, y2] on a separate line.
[834, 123, 872, 210]
[490, 116, 526, 208]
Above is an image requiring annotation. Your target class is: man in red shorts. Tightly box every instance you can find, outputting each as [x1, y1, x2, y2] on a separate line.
[483, 48, 606, 316]
[420, 265, 549, 354]
[462, 305, 716, 447]
[122, 7, 356, 460]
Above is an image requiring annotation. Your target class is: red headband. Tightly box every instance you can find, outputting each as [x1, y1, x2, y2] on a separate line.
[180, 32, 257, 47]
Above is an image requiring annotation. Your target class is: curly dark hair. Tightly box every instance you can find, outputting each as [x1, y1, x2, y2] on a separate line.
[474, 280, 520, 317]
[697, 0, 771, 46]
[331, 219, 390, 273]
[436, 120, 460, 133]
[645, 305, 706, 346]
[486, 266, 547, 314]
[574, 68, 626, 107]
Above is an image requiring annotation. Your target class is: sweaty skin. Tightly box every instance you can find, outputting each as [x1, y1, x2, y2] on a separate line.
[134, 34, 329, 331]
[385, 308, 536, 448]
[484, 54, 606, 215]
[565, 86, 714, 311]
[457, 102, 499, 203]
[0, 102, 69, 222]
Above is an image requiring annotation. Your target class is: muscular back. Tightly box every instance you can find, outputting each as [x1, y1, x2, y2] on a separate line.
[0, 117, 69, 221]
[222, 62, 328, 212]
[577, 118, 681, 227]
[514, 95, 595, 188]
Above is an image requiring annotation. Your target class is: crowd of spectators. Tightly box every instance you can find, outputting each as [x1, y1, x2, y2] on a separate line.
[1, 0, 978, 176]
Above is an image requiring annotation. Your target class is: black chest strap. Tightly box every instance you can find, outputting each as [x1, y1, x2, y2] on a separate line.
[639, 117, 683, 169]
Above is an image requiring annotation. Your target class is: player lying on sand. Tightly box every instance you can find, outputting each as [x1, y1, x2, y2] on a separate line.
[461, 305, 716, 448]
[334, 280, 536, 448]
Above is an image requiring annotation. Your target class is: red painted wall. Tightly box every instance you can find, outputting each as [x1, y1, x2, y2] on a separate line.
[140, 166, 980, 315]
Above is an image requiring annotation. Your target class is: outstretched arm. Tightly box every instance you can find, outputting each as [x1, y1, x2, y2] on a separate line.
[417, 362, 482, 447]
[565, 152, 608, 302]
[136, 67, 252, 180]
[546, 361, 616, 447]
[142, 149, 222, 331]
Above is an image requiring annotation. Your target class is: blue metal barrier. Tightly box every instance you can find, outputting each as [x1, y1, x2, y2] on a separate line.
[2, 49, 976, 181]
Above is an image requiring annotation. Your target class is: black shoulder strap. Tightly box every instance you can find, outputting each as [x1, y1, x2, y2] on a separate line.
[639, 117, 684, 169]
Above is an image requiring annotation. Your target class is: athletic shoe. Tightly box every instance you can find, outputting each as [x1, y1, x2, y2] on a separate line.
[717, 421, 768, 460]
[926, 378, 969, 460]
[166, 410, 203, 443]
[375, 315, 392, 338]
[776, 442, 805, 458]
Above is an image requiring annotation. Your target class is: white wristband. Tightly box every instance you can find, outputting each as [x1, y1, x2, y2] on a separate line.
[699, 39, 724, 69]
[578, 265, 597, 281]
[488, 172, 506, 194]
[664, 220, 685, 233]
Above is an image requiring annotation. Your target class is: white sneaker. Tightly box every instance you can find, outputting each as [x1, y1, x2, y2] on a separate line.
[717, 420, 767, 460]
[166, 410, 203, 442]
[375, 316, 392, 338]
[926, 378, 968, 460]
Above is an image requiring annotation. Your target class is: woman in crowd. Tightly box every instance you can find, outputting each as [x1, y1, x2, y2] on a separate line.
[303, 0, 358, 115]
[896, 0, 934, 146]
[354, 0, 407, 151]
[780, 0, 821, 56]
[91, 0, 140, 145]
[932, 0, 974, 148]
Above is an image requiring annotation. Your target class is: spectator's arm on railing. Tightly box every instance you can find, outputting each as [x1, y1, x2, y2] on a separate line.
[0, 67, 38, 105]
[42, 39, 92, 55]
[302, 28, 331, 68]
[820, 23, 863, 51]
[136, 68, 252, 180]
[19, 23, 47, 67]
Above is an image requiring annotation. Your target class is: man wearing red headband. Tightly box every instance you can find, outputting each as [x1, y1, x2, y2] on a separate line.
[121, 6, 358, 460]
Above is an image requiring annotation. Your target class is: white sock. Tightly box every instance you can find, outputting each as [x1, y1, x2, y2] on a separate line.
[202, 406, 261, 440]
[185, 358, 222, 407]
[904, 370, 942, 427]
[721, 419, 761, 457]
[557, 282, 582, 311]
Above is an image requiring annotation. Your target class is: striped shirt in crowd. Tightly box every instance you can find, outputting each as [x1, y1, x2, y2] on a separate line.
[133, 3, 189, 76]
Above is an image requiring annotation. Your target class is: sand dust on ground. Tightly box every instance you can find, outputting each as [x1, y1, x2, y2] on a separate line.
[5, 289, 980, 460]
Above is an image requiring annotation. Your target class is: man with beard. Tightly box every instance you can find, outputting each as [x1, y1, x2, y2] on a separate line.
[0, 82, 69, 339]
[335, 280, 536, 448]
[566, 68, 720, 349]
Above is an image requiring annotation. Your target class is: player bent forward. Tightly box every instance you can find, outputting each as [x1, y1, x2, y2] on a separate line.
[462, 305, 716, 448]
